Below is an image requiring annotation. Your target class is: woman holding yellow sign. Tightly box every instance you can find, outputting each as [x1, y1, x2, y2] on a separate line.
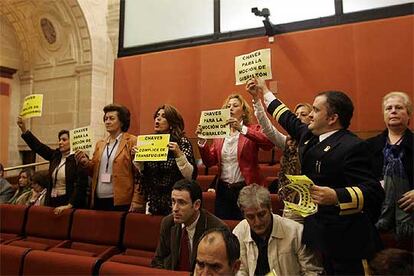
[17, 117, 88, 213]
[133, 104, 197, 216]
[196, 94, 274, 220]
[75, 104, 143, 212]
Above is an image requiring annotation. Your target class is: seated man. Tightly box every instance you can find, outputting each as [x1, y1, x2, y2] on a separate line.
[0, 163, 14, 203]
[151, 179, 226, 271]
[194, 227, 241, 276]
[233, 184, 323, 276]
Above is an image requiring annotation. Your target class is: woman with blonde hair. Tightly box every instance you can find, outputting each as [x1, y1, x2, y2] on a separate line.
[367, 91, 413, 250]
[196, 94, 274, 220]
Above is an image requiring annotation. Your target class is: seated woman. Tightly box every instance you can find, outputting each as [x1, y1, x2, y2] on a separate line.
[134, 104, 197, 215]
[76, 104, 142, 212]
[17, 117, 88, 214]
[196, 94, 274, 220]
[15, 171, 48, 206]
[246, 77, 312, 222]
[366, 91, 413, 250]
[9, 168, 33, 204]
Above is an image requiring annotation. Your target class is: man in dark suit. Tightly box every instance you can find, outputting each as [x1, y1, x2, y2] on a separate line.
[246, 78, 385, 275]
[151, 179, 225, 272]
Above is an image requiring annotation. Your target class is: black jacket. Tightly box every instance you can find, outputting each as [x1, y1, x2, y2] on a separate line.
[366, 128, 413, 188]
[21, 131, 88, 207]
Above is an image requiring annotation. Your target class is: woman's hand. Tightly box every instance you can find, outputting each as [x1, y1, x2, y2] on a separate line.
[74, 150, 89, 167]
[398, 190, 414, 213]
[196, 124, 207, 144]
[207, 188, 216, 193]
[169, 142, 183, 158]
[54, 204, 72, 215]
[226, 117, 242, 132]
[17, 116, 27, 133]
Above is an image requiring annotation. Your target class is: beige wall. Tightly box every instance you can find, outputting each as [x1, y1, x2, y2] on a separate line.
[0, 0, 119, 170]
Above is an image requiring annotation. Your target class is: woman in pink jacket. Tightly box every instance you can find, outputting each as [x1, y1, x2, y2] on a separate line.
[196, 94, 274, 220]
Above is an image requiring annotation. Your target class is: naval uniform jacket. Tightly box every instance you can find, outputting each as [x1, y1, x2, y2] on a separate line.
[151, 209, 225, 270]
[267, 98, 385, 259]
[21, 131, 87, 207]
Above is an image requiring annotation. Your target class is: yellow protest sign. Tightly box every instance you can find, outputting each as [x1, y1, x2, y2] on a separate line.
[69, 126, 94, 155]
[20, 94, 43, 119]
[198, 109, 230, 139]
[235, 48, 272, 85]
[283, 175, 318, 217]
[134, 134, 170, 162]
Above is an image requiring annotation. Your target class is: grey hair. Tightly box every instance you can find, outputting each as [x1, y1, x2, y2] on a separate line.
[237, 184, 272, 210]
[382, 91, 412, 116]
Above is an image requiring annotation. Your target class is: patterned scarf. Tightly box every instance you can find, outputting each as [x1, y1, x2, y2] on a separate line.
[376, 140, 413, 240]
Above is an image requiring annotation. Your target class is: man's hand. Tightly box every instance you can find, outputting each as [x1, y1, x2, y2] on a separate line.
[310, 185, 338, 205]
[398, 190, 414, 213]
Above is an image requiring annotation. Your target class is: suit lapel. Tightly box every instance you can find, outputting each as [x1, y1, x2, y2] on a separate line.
[114, 133, 127, 160]
[237, 133, 248, 161]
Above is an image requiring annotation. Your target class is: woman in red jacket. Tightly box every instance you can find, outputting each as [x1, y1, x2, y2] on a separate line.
[196, 94, 274, 220]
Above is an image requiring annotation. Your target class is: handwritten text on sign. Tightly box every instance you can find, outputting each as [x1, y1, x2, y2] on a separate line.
[134, 134, 170, 162]
[70, 126, 94, 155]
[235, 48, 272, 85]
[20, 94, 43, 119]
[199, 109, 230, 139]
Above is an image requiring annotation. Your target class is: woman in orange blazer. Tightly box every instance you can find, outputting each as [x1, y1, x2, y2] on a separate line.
[75, 104, 142, 212]
[196, 94, 274, 220]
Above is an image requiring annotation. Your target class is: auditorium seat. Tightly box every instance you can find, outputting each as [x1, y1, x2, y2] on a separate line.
[258, 164, 280, 178]
[99, 261, 188, 275]
[23, 250, 102, 275]
[0, 244, 31, 275]
[8, 206, 73, 250]
[109, 213, 163, 267]
[196, 175, 216, 191]
[49, 209, 125, 260]
[0, 204, 28, 244]
[202, 192, 215, 214]
[271, 194, 284, 215]
[197, 164, 219, 176]
[265, 176, 278, 189]
[223, 220, 240, 231]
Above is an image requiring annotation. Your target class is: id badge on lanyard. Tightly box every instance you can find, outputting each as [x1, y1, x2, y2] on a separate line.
[102, 139, 118, 183]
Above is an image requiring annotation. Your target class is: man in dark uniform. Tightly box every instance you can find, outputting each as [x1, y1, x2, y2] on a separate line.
[246, 78, 385, 275]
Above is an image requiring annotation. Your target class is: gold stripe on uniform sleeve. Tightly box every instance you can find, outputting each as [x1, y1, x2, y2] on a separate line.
[272, 105, 289, 121]
[272, 104, 286, 119]
[339, 187, 357, 210]
[339, 186, 364, 215]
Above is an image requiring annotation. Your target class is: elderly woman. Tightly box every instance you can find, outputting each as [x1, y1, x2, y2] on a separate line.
[196, 94, 274, 220]
[246, 77, 312, 222]
[134, 104, 197, 215]
[367, 91, 413, 249]
[17, 117, 88, 214]
[76, 104, 142, 212]
[9, 168, 33, 204]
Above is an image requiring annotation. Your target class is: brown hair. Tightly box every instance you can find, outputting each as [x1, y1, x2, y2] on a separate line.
[154, 104, 185, 141]
[103, 104, 131, 132]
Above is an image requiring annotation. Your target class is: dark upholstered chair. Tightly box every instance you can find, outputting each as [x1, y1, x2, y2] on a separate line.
[0, 244, 31, 275]
[100, 261, 188, 275]
[8, 206, 73, 250]
[49, 209, 125, 260]
[0, 204, 28, 244]
[23, 250, 101, 275]
[109, 213, 163, 267]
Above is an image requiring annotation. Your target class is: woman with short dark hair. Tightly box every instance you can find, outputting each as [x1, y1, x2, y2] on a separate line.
[76, 103, 143, 212]
[17, 116, 88, 214]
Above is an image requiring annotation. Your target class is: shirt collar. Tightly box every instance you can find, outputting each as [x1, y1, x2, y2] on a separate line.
[319, 129, 339, 142]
